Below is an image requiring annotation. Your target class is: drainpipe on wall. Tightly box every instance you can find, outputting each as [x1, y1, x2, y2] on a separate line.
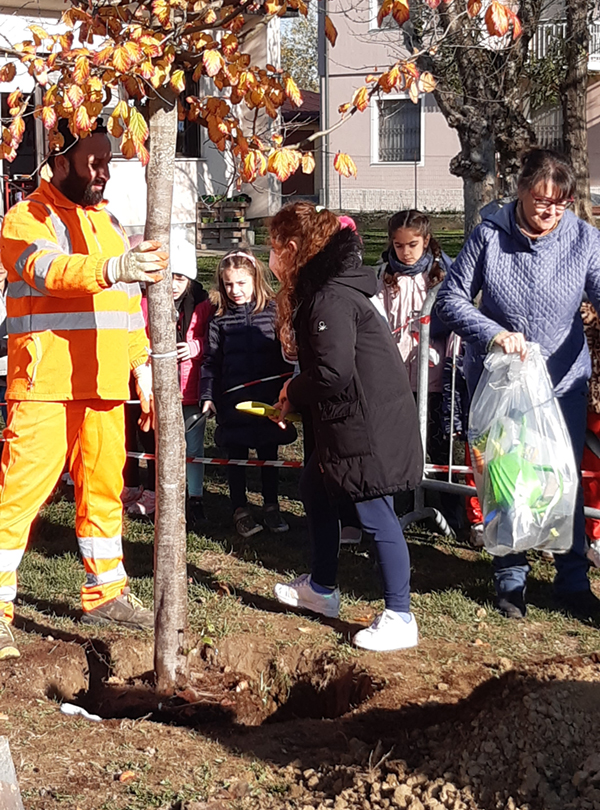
[317, 0, 329, 209]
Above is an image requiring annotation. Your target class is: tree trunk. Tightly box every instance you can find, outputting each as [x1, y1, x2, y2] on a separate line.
[144, 89, 189, 694]
[562, 0, 594, 223]
[457, 134, 497, 237]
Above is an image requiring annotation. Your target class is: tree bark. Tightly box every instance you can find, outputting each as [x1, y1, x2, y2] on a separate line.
[461, 134, 497, 236]
[144, 88, 189, 694]
[562, 0, 594, 223]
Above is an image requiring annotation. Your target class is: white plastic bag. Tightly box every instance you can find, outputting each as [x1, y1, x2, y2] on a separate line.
[468, 343, 578, 556]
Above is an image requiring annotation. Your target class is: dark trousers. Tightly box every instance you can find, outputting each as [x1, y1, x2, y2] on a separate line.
[123, 402, 156, 489]
[226, 444, 279, 511]
[493, 386, 589, 597]
[300, 452, 412, 613]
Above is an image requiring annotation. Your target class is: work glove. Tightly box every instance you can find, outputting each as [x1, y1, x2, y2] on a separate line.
[105, 241, 168, 285]
[133, 362, 154, 432]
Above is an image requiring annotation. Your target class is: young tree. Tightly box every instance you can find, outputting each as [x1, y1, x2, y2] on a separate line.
[0, 0, 514, 691]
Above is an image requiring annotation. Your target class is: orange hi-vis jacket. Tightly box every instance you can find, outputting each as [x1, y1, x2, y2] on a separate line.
[0, 180, 148, 401]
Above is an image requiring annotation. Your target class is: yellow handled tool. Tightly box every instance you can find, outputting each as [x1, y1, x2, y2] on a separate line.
[235, 401, 302, 423]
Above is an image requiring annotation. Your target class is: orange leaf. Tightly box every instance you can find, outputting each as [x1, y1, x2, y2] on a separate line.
[467, 0, 482, 15]
[93, 45, 114, 66]
[509, 10, 522, 39]
[9, 116, 25, 144]
[391, 0, 410, 26]
[418, 71, 436, 93]
[203, 49, 224, 77]
[378, 64, 401, 92]
[485, 1, 510, 37]
[119, 771, 136, 783]
[221, 34, 239, 57]
[0, 63, 16, 83]
[120, 134, 137, 160]
[7, 91, 22, 110]
[170, 69, 186, 94]
[352, 86, 369, 112]
[113, 45, 132, 72]
[377, 0, 393, 26]
[301, 152, 315, 174]
[333, 152, 357, 178]
[136, 142, 150, 167]
[325, 15, 337, 46]
[338, 102, 351, 114]
[284, 76, 302, 107]
[107, 115, 124, 139]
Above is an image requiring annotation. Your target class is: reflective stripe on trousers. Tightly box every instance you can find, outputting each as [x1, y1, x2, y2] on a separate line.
[0, 400, 127, 621]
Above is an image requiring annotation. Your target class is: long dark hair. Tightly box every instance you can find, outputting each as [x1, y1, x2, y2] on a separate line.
[384, 209, 445, 292]
[517, 148, 576, 200]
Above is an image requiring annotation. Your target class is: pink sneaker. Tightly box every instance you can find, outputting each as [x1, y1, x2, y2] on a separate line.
[127, 489, 155, 516]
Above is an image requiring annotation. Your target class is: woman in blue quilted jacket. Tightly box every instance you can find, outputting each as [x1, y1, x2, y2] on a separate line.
[437, 148, 600, 622]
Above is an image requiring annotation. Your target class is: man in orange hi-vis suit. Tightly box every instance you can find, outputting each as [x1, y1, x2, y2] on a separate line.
[0, 120, 169, 659]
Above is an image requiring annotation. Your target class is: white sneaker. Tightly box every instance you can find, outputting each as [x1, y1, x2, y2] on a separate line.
[469, 523, 485, 548]
[352, 609, 418, 652]
[273, 574, 340, 618]
[587, 539, 600, 568]
[127, 489, 156, 516]
[340, 526, 362, 545]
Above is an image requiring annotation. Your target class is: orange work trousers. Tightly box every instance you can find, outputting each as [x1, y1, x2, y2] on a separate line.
[0, 400, 127, 622]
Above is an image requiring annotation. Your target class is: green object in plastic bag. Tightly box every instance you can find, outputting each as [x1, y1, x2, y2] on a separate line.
[487, 452, 543, 509]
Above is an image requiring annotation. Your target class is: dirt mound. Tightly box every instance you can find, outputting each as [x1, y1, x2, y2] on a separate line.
[268, 654, 600, 810]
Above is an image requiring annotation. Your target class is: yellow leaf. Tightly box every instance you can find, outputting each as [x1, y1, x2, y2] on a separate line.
[333, 152, 357, 178]
[204, 8, 217, 23]
[338, 102, 351, 114]
[129, 107, 149, 146]
[170, 69, 186, 94]
[0, 63, 16, 83]
[112, 100, 130, 124]
[301, 152, 315, 174]
[66, 85, 85, 109]
[113, 45, 132, 72]
[152, 0, 172, 26]
[378, 64, 401, 92]
[75, 105, 92, 133]
[283, 75, 302, 107]
[73, 55, 90, 84]
[267, 148, 301, 182]
[40, 162, 53, 181]
[28, 24, 48, 46]
[203, 49, 224, 77]
[41, 105, 57, 130]
[352, 86, 369, 112]
[7, 91, 22, 110]
[93, 45, 114, 66]
[325, 15, 337, 46]
[418, 71, 436, 93]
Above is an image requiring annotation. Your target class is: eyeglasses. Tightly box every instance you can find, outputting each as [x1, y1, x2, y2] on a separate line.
[530, 193, 574, 211]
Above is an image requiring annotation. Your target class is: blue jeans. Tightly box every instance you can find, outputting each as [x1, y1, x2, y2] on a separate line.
[300, 452, 412, 612]
[494, 386, 589, 597]
[183, 404, 206, 498]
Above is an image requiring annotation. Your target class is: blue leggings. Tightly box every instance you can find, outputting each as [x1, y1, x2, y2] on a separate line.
[299, 452, 412, 612]
[494, 386, 589, 597]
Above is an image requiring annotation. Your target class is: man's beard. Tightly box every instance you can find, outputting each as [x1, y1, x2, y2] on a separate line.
[60, 163, 105, 206]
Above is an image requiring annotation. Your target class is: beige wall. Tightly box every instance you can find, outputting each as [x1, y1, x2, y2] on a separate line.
[588, 79, 600, 192]
[325, 0, 463, 212]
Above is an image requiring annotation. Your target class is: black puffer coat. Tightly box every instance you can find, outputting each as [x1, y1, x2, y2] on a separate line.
[287, 228, 423, 501]
[200, 300, 296, 448]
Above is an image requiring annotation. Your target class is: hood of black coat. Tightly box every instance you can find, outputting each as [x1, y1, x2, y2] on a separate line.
[295, 228, 376, 302]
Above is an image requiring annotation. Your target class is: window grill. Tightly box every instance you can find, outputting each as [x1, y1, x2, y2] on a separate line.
[378, 99, 421, 162]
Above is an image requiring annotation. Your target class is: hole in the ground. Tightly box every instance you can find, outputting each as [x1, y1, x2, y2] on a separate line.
[55, 645, 378, 728]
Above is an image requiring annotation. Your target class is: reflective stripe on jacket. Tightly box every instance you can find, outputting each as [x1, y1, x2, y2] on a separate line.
[0, 180, 149, 401]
